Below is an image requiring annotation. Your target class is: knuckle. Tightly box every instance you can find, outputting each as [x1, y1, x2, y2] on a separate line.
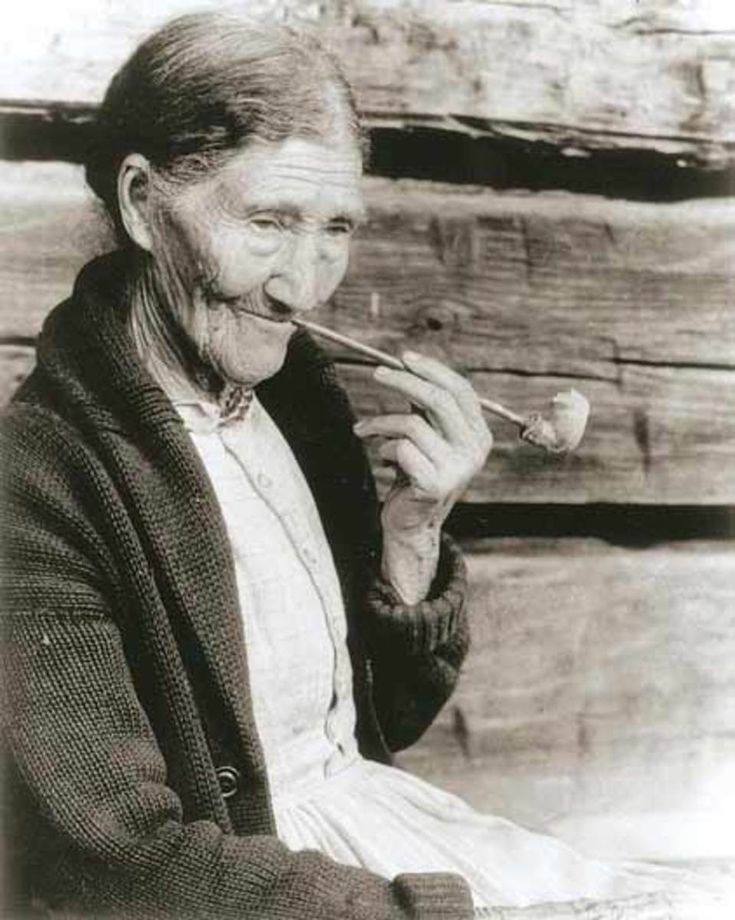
[407, 415, 425, 438]
[424, 389, 441, 411]
[427, 388, 451, 412]
[396, 438, 414, 462]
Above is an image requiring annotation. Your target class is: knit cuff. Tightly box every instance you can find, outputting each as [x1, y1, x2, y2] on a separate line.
[393, 871, 474, 919]
[366, 533, 468, 656]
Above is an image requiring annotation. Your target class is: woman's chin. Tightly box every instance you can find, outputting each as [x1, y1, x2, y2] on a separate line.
[210, 313, 294, 387]
[215, 341, 290, 388]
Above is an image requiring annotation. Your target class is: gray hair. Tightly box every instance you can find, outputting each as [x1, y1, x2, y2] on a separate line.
[85, 12, 366, 244]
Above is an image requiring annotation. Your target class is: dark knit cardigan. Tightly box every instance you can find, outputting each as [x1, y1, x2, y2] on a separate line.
[1, 252, 474, 919]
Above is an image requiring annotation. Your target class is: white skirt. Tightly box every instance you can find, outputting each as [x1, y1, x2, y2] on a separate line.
[274, 757, 734, 917]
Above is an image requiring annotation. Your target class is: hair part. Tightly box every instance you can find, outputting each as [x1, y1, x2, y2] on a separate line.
[85, 12, 367, 244]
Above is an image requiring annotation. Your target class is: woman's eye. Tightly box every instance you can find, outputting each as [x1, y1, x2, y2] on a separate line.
[249, 215, 282, 232]
[326, 220, 354, 237]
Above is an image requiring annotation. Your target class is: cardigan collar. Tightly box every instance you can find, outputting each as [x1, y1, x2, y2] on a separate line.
[28, 249, 351, 832]
[36, 249, 180, 434]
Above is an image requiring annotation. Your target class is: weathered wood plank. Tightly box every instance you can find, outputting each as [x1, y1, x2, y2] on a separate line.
[397, 540, 735, 862]
[1, 1, 734, 167]
[2, 162, 734, 503]
[0, 345, 35, 403]
[0, 164, 110, 337]
[332, 178, 735, 371]
[332, 0, 735, 159]
[2, 164, 734, 364]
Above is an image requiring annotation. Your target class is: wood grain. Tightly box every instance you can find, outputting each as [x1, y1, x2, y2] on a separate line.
[329, 179, 735, 371]
[1, 1, 734, 166]
[0, 345, 35, 401]
[4, 164, 733, 366]
[2, 162, 734, 503]
[397, 540, 735, 862]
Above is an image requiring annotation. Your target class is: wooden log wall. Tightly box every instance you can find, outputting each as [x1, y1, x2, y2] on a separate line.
[399, 540, 735, 862]
[2, 0, 734, 869]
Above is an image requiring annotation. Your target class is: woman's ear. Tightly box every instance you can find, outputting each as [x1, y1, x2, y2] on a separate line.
[117, 154, 155, 251]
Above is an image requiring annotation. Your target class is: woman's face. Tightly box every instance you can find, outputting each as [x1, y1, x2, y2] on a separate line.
[150, 134, 365, 388]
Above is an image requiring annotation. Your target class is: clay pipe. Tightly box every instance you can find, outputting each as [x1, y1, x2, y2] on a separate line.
[292, 318, 590, 455]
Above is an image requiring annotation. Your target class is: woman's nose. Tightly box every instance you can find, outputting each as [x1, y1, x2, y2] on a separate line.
[264, 231, 321, 314]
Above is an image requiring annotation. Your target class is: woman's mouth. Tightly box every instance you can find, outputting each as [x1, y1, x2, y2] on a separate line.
[245, 311, 295, 331]
[208, 289, 295, 326]
[244, 309, 293, 325]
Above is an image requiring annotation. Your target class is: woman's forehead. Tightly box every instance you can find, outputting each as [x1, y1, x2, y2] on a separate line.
[197, 136, 366, 219]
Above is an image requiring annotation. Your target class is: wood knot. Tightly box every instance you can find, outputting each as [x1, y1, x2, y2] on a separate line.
[410, 301, 470, 339]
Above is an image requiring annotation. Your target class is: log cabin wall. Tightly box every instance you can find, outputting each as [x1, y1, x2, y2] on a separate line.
[2, 0, 734, 865]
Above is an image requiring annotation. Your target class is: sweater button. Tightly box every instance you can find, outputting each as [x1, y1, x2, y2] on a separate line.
[216, 766, 240, 800]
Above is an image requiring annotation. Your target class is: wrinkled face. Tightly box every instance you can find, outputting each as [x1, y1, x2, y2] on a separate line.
[150, 134, 365, 387]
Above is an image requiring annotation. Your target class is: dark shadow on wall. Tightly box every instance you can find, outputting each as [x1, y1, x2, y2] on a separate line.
[446, 503, 735, 546]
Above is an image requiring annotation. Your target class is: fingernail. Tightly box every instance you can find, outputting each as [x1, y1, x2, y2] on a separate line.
[353, 421, 367, 433]
[374, 366, 389, 378]
[403, 351, 420, 362]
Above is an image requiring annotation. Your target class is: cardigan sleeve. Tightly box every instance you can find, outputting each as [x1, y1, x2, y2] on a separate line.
[1, 406, 475, 920]
[361, 531, 470, 752]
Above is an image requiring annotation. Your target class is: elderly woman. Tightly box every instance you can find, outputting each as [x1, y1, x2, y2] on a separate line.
[1, 13, 726, 920]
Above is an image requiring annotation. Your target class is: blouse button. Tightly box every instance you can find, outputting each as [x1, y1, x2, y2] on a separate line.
[257, 472, 272, 489]
[216, 765, 240, 800]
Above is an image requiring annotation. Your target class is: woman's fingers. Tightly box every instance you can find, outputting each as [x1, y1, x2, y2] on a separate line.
[373, 365, 469, 445]
[355, 414, 446, 497]
[354, 413, 451, 464]
[402, 351, 486, 431]
[357, 352, 493, 512]
[378, 439, 438, 496]
[373, 359, 493, 461]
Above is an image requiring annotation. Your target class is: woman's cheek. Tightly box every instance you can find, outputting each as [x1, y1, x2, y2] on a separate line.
[209, 234, 278, 298]
[318, 245, 351, 301]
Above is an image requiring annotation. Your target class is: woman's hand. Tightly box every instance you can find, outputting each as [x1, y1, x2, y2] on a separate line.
[353, 351, 492, 604]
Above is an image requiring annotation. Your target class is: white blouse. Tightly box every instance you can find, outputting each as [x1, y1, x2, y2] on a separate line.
[171, 393, 727, 916]
[176, 393, 360, 804]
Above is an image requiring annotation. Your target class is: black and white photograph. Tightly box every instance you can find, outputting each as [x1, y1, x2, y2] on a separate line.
[1, 2, 734, 917]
